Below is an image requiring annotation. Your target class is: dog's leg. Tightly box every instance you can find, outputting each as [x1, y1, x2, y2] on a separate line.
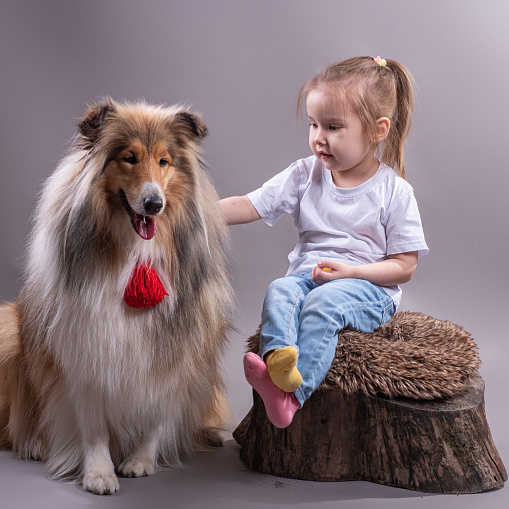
[77, 391, 119, 495]
[196, 388, 231, 448]
[82, 439, 119, 495]
[118, 426, 159, 478]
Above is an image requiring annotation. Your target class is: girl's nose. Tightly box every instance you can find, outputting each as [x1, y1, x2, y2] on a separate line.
[314, 127, 326, 146]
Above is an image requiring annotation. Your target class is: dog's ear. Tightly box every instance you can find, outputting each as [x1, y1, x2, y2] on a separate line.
[78, 100, 115, 148]
[172, 111, 208, 143]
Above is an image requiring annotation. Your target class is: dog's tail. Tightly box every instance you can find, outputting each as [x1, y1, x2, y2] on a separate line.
[0, 302, 21, 449]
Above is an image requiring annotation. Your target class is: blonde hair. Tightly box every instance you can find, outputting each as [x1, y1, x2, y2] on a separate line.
[297, 56, 414, 179]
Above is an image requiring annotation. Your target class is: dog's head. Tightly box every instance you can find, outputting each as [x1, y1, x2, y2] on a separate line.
[77, 99, 208, 241]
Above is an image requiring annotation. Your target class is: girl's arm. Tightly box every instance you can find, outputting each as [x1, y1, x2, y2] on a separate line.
[219, 195, 261, 226]
[311, 252, 418, 287]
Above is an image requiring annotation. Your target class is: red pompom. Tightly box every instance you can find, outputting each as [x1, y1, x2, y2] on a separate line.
[124, 263, 169, 308]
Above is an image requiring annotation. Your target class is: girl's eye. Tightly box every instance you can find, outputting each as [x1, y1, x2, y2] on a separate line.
[123, 155, 137, 165]
[329, 125, 341, 131]
[308, 122, 317, 129]
[159, 159, 169, 168]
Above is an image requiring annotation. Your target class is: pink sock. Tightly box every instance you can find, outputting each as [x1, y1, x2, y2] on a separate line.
[243, 352, 301, 429]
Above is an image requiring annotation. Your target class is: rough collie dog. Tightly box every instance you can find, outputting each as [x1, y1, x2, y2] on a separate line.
[0, 100, 232, 494]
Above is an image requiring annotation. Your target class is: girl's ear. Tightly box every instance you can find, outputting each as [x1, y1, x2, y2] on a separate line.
[374, 117, 390, 143]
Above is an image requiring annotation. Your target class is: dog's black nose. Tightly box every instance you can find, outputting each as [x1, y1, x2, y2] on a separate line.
[144, 196, 163, 215]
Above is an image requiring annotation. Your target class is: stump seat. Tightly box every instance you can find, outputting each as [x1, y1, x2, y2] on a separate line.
[233, 312, 507, 494]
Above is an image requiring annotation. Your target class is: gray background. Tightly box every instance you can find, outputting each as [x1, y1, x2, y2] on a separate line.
[0, 1, 507, 508]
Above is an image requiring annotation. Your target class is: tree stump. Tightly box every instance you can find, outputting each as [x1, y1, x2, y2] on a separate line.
[233, 376, 506, 493]
[233, 313, 507, 494]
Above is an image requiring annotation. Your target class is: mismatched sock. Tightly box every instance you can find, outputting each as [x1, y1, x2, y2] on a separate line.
[243, 352, 300, 429]
[266, 346, 302, 392]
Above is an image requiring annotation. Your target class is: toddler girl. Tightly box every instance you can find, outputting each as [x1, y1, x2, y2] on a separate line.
[220, 56, 428, 428]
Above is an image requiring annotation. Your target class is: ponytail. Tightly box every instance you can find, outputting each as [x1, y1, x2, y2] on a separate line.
[381, 59, 414, 179]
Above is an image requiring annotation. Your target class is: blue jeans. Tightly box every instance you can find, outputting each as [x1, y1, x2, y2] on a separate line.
[259, 274, 395, 407]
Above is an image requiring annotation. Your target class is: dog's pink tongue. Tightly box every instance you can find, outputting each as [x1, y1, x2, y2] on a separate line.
[134, 214, 157, 240]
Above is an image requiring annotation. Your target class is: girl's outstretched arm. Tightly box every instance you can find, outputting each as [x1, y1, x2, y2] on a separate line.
[312, 252, 418, 287]
[220, 195, 261, 226]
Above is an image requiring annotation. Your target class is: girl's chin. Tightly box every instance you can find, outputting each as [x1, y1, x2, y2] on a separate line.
[322, 161, 339, 172]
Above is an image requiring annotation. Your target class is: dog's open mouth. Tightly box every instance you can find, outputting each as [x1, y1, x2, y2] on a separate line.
[118, 189, 157, 240]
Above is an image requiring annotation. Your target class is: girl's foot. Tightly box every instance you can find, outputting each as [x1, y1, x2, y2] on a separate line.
[243, 352, 300, 429]
[266, 346, 302, 392]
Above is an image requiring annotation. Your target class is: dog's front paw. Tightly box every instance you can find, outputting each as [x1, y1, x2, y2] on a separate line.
[119, 457, 155, 478]
[83, 470, 120, 495]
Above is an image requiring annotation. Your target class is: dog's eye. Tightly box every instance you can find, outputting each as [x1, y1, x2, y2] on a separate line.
[123, 155, 137, 165]
[159, 159, 169, 168]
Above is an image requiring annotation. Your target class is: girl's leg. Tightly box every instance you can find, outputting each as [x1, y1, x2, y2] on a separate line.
[243, 276, 394, 428]
[242, 275, 314, 428]
[258, 275, 316, 391]
[258, 275, 315, 358]
[294, 278, 395, 406]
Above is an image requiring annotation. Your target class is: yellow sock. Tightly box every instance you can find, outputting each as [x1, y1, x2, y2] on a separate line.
[266, 346, 302, 393]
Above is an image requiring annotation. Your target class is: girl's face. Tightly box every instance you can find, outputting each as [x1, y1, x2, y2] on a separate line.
[306, 87, 379, 188]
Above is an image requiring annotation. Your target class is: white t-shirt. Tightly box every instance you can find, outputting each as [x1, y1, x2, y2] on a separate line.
[247, 155, 429, 309]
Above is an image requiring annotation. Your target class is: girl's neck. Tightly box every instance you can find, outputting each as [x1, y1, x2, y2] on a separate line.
[330, 156, 380, 189]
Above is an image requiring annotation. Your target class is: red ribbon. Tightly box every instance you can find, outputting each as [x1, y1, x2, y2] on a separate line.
[124, 263, 169, 308]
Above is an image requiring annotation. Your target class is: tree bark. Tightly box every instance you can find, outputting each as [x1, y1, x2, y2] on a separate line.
[233, 375, 507, 494]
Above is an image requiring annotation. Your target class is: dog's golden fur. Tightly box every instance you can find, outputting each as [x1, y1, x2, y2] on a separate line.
[0, 100, 232, 494]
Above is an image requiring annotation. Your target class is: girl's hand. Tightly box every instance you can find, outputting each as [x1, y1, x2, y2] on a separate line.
[311, 260, 354, 285]
[311, 252, 418, 287]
